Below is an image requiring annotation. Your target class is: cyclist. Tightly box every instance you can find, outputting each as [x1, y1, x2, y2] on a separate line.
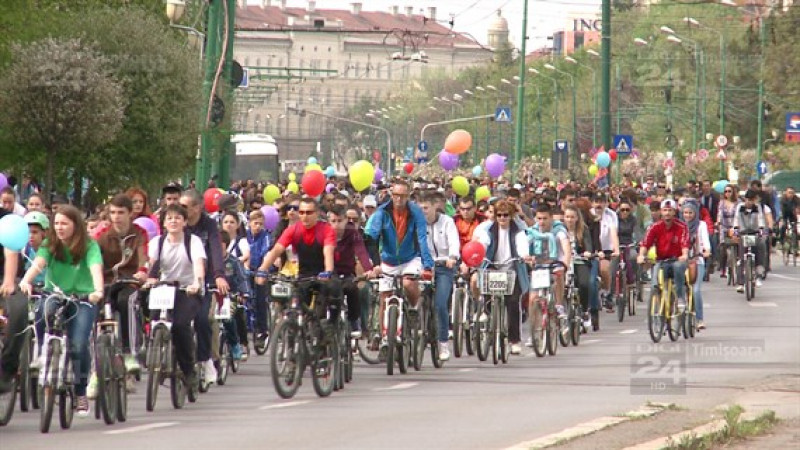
[421, 192, 460, 361]
[617, 198, 643, 290]
[474, 199, 530, 355]
[637, 199, 690, 311]
[717, 184, 739, 278]
[246, 209, 271, 350]
[23, 212, 49, 286]
[778, 187, 799, 254]
[732, 190, 768, 292]
[592, 193, 620, 312]
[145, 204, 206, 395]
[454, 196, 485, 249]
[563, 205, 595, 330]
[19, 205, 105, 417]
[681, 201, 711, 329]
[526, 203, 571, 318]
[156, 181, 183, 230]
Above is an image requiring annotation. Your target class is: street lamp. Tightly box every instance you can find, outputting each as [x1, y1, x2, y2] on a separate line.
[633, 38, 650, 46]
[166, 0, 186, 23]
[662, 27, 706, 151]
[545, 63, 578, 162]
[565, 55, 598, 146]
[529, 67, 560, 146]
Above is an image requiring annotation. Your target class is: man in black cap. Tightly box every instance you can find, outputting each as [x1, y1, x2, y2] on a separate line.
[156, 181, 183, 231]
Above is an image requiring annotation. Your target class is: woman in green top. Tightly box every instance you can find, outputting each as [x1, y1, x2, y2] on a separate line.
[19, 205, 104, 418]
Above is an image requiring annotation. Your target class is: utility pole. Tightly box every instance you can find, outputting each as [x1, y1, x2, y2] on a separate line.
[601, 0, 612, 181]
[513, 0, 530, 181]
[755, 15, 766, 177]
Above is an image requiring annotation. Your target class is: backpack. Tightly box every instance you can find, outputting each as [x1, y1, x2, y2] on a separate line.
[148, 232, 193, 279]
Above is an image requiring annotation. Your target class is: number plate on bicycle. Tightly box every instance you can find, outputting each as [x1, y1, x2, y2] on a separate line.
[149, 285, 176, 310]
[487, 271, 508, 292]
[270, 283, 292, 299]
[531, 269, 551, 289]
[214, 295, 231, 320]
[742, 235, 757, 247]
[378, 277, 394, 292]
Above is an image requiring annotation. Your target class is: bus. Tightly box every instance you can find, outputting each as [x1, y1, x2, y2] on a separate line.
[230, 133, 280, 182]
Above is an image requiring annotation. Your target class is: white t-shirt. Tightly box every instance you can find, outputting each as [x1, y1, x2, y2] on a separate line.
[227, 237, 250, 259]
[148, 234, 207, 287]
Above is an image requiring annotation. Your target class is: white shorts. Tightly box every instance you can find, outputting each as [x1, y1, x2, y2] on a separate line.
[379, 258, 422, 292]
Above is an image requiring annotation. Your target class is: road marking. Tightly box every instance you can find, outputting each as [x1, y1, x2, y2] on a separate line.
[620, 329, 638, 334]
[374, 382, 418, 391]
[771, 274, 799, 281]
[259, 400, 312, 410]
[582, 339, 603, 344]
[104, 422, 179, 435]
[748, 302, 778, 307]
[458, 368, 476, 372]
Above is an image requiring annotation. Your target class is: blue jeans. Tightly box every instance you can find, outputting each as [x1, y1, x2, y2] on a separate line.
[694, 264, 705, 321]
[589, 260, 600, 313]
[434, 266, 455, 343]
[653, 260, 688, 300]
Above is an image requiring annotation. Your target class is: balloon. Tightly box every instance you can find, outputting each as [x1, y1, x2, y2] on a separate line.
[596, 151, 611, 168]
[288, 172, 296, 182]
[0, 214, 29, 252]
[260, 205, 280, 231]
[287, 181, 299, 193]
[438, 151, 459, 171]
[452, 176, 469, 197]
[349, 160, 375, 192]
[588, 165, 598, 177]
[461, 241, 486, 268]
[263, 184, 281, 205]
[609, 149, 618, 161]
[713, 180, 729, 194]
[133, 217, 159, 240]
[305, 163, 322, 173]
[647, 246, 657, 262]
[374, 168, 384, 182]
[403, 162, 414, 174]
[0, 173, 7, 190]
[325, 166, 336, 178]
[203, 188, 223, 213]
[472, 165, 482, 177]
[302, 169, 326, 197]
[326, 183, 335, 193]
[475, 186, 491, 202]
[444, 129, 472, 155]
[307, 157, 317, 165]
[485, 153, 506, 178]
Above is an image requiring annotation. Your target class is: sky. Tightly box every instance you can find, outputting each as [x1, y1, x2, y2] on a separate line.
[245, 0, 604, 50]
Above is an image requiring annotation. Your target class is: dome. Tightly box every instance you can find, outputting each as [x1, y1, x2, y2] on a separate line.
[488, 9, 508, 32]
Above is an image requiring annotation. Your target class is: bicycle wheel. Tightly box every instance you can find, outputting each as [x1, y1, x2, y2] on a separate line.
[311, 324, 336, 398]
[464, 294, 476, 356]
[647, 288, 665, 344]
[0, 369, 16, 426]
[386, 306, 398, 376]
[270, 320, 303, 399]
[628, 285, 637, 317]
[217, 335, 230, 386]
[18, 329, 31, 413]
[411, 309, 424, 371]
[356, 295, 381, 365]
[529, 298, 547, 357]
[30, 335, 40, 410]
[546, 313, 559, 356]
[745, 261, 754, 301]
[39, 339, 60, 433]
[169, 352, 186, 410]
[58, 385, 74, 430]
[452, 288, 464, 358]
[559, 298, 572, 348]
[490, 299, 499, 365]
[398, 314, 410, 375]
[685, 294, 696, 339]
[667, 288, 680, 342]
[146, 326, 167, 412]
[429, 301, 442, 369]
[571, 303, 582, 346]
[499, 303, 509, 364]
[114, 348, 128, 423]
[476, 299, 491, 362]
[96, 334, 117, 425]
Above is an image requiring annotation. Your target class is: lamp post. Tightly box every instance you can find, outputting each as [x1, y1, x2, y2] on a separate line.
[545, 63, 577, 165]
[513, 0, 530, 180]
[529, 68, 559, 146]
[565, 55, 597, 146]
[662, 27, 705, 151]
[683, 17, 726, 137]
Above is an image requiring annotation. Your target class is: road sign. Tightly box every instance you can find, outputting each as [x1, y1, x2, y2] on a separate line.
[417, 140, 428, 152]
[495, 107, 512, 123]
[715, 134, 728, 148]
[613, 135, 633, 155]
[662, 159, 675, 170]
[717, 149, 727, 160]
[551, 140, 569, 170]
[756, 160, 768, 176]
[239, 67, 249, 88]
[787, 112, 800, 133]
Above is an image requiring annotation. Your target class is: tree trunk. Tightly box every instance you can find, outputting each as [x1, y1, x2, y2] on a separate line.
[45, 147, 55, 203]
[72, 171, 83, 209]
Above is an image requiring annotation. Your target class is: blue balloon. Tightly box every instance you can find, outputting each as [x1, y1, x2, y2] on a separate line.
[596, 151, 611, 168]
[472, 165, 482, 177]
[325, 166, 336, 177]
[713, 180, 729, 194]
[0, 214, 30, 252]
[308, 156, 318, 165]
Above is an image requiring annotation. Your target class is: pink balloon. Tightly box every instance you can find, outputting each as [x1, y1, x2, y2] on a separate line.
[326, 183, 336, 193]
[260, 205, 280, 231]
[0, 173, 7, 190]
[133, 217, 158, 240]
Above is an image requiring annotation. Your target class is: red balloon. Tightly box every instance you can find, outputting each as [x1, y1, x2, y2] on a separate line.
[404, 162, 414, 174]
[461, 241, 486, 268]
[203, 188, 222, 213]
[609, 149, 618, 161]
[302, 170, 326, 197]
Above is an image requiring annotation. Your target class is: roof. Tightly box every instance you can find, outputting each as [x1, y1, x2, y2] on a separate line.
[236, 5, 484, 49]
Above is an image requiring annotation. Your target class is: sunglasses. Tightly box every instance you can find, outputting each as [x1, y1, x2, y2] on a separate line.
[495, 213, 510, 218]
[619, 208, 631, 212]
[724, 190, 733, 193]
[285, 205, 299, 211]
[298, 210, 316, 215]
[459, 206, 474, 211]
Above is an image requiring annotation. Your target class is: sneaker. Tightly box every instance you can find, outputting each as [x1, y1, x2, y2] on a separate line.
[350, 320, 362, 339]
[525, 337, 533, 347]
[736, 285, 744, 293]
[438, 342, 450, 361]
[510, 343, 522, 355]
[76, 396, 90, 418]
[756, 278, 763, 287]
[126, 375, 137, 394]
[555, 304, 567, 319]
[185, 370, 199, 394]
[87, 373, 98, 400]
[697, 321, 706, 330]
[124, 354, 141, 374]
[720, 271, 727, 278]
[202, 359, 217, 385]
[30, 352, 45, 370]
[478, 312, 488, 323]
[241, 345, 249, 362]
[231, 344, 243, 361]
[378, 343, 388, 363]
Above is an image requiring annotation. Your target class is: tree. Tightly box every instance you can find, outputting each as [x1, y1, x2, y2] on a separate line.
[0, 37, 126, 195]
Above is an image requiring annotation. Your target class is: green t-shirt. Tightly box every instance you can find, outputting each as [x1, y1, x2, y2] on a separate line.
[37, 239, 103, 295]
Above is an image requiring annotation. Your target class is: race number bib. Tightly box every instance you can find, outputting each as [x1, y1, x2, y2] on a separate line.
[149, 285, 176, 310]
[531, 269, 551, 289]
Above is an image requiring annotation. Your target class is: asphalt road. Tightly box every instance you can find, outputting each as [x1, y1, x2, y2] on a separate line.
[3, 262, 799, 449]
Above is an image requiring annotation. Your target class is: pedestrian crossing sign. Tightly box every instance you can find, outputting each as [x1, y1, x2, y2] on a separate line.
[613, 134, 633, 155]
[495, 107, 512, 123]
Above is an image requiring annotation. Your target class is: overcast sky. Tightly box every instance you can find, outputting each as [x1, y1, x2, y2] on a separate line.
[246, 0, 603, 50]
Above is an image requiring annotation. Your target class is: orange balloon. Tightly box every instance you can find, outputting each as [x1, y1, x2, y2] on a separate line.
[444, 129, 472, 155]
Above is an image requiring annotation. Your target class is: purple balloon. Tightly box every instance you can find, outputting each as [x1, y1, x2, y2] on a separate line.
[133, 217, 158, 240]
[438, 151, 459, 171]
[326, 183, 335, 193]
[261, 205, 280, 231]
[374, 168, 384, 182]
[485, 153, 506, 178]
[0, 173, 7, 190]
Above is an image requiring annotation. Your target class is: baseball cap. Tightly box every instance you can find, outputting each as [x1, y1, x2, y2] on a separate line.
[25, 211, 50, 229]
[660, 199, 678, 210]
[363, 195, 377, 207]
[162, 181, 183, 194]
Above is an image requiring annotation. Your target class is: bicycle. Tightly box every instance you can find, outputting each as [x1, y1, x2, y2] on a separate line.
[19, 286, 45, 413]
[478, 259, 520, 365]
[212, 292, 238, 386]
[565, 255, 597, 347]
[450, 266, 477, 358]
[268, 274, 338, 398]
[529, 261, 566, 357]
[647, 258, 687, 343]
[735, 228, 762, 302]
[0, 302, 18, 426]
[781, 219, 798, 266]
[355, 278, 382, 365]
[614, 244, 640, 322]
[144, 282, 197, 412]
[378, 273, 415, 375]
[412, 275, 440, 370]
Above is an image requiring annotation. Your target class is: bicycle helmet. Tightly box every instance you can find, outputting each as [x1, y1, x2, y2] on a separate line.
[24, 211, 50, 229]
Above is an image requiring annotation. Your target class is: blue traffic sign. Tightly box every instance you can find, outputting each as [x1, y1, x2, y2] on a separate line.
[553, 140, 569, 152]
[417, 140, 429, 152]
[495, 107, 512, 123]
[756, 160, 768, 176]
[786, 112, 800, 133]
[239, 67, 249, 88]
[613, 134, 633, 155]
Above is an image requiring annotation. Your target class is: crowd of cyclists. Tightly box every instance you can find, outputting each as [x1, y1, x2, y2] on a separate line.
[0, 170, 798, 430]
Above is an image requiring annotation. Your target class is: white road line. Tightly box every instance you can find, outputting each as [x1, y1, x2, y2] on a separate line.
[374, 382, 419, 391]
[748, 302, 778, 307]
[104, 422, 179, 435]
[259, 400, 312, 410]
[582, 339, 603, 344]
[620, 329, 638, 334]
[458, 368, 476, 372]
[771, 274, 799, 281]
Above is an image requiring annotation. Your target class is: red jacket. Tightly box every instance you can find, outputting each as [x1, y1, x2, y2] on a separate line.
[454, 213, 486, 248]
[641, 219, 690, 260]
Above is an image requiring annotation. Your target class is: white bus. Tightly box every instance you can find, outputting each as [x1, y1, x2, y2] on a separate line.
[230, 134, 280, 182]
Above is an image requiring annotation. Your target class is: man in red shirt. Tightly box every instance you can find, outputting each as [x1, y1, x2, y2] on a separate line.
[255, 197, 341, 314]
[637, 199, 690, 305]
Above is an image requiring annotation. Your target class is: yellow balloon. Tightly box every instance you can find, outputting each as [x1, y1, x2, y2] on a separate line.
[263, 184, 281, 205]
[588, 164, 598, 177]
[287, 181, 299, 193]
[288, 173, 296, 182]
[305, 163, 322, 173]
[349, 160, 375, 192]
[475, 186, 491, 202]
[452, 176, 469, 197]
[647, 246, 657, 262]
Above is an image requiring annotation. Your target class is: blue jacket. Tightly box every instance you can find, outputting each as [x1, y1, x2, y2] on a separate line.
[247, 229, 271, 272]
[365, 201, 434, 269]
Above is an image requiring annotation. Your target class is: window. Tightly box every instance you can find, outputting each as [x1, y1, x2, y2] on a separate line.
[574, 32, 585, 51]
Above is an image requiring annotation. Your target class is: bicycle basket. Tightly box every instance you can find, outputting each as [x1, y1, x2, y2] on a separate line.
[742, 235, 758, 247]
[479, 269, 516, 295]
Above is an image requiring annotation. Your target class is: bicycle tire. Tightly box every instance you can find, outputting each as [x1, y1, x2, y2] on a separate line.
[648, 288, 665, 344]
[452, 288, 464, 358]
[628, 285, 637, 317]
[530, 299, 547, 357]
[386, 306, 398, 376]
[685, 294, 696, 339]
[170, 352, 186, 410]
[546, 314, 559, 356]
[499, 303, 509, 364]
[96, 334, 117, 425]
[727, 247, 736, 286]
[0, 370, 17, 426]
[18, 329, 31, 413]
[146, 326, 166, 412]
[464, 294, 476, 356]
[58, 385, 73, 430]
[311, 323, 336, 398]
[411, 309, 424, 371]
[217, 335, 230, 386]
[490, 299, 499, 365]
[667, 288, 680, 342]
[429, 298, 442, 369]
[253, 330, 268, 356]
[616, 273, 626, 322]
[745, 261, 753, 301]
[39, 339, 60, 433]
[559, 297, 572, 348]
[476, 299, 491, 362]
[356, 294, 382, 365]
[571, 304, 582, 346]
[30, 339, 40, 409]
[270, 320, 303, 399]
[398, 313, 410, 375]
[115, 350, 128, 422]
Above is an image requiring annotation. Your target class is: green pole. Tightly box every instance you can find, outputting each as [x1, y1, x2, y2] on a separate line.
[198, 0, 222, 189]
[692, 42, 699, 151]
[720, 35, 725, 135]
[536, 86, 542, 156]
[218, 0, 236, 189]
[615, 64, 621, 184]
[756, 16, 766, 178]
[601, 0, 612, 182]
[513, 0, 529, 180]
